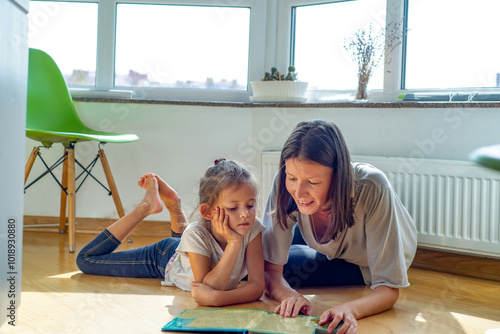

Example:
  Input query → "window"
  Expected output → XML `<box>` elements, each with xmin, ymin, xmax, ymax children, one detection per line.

<box><xmin>28</xmin><ymin>1</ymin><xmax>98</xmax><ymax>86</ymax></box>
<box><xmin>28</xmin><ymin>0</ymin><xmax>264</xmax><ymax>101</ymax></box>
<box><xmin>292</xmin><ymin>0</ymin><xmax>386</xmax><ymax>91</ymax></box>
<box><xmin>27</xmin><ymin>0</ymin><xmax>500</xmax><ymax>102</ymax></box>
<box><xmin>404</xmin><ymin>0</ymin><xmax>500</xmax><ymax>90</ymax></box>
<box><xmin>114</xmin><ymin>4</ymin><xmax>250</xmax><ymax>90</ymax></box>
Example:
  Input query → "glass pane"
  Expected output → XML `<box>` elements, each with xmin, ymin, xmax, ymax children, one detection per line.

<box><xmin>28</xmin><ymin>1</ymin><xmax>98</xmax><ymax>86</ymax></box>
<box><xmin>115</xmin><ymin>4</ymin><xmax>250</xmax><ymax>90</ymax></box>
<box><xmin>405</xmin><ymin>0</ymin><xmax>500</xmax><ymax>89</ymax></box>
<box><xmin>294</xmin><ymin>0</ymin><xmax>386</xmax><ymax>90</ymax></box>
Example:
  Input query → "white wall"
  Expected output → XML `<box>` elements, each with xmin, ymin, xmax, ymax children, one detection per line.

<box><xmin>24</xmin><ymin>101</ymin><xmax>500</xmax><ymax>222</ymax></box>
<box><xmin>1</xmin><ymin>0</ymin><xmax>28</xmax><ymax>327</ymax></box>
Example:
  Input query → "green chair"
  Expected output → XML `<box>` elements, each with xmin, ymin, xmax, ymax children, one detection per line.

<box><xmin>469</xmin><ymin>144</ymin><xmax>500</xmax><ymax>172</ymax></box>
<box><xmin>24</xmin><ymin>48</ymin><xmax>139</xmax><ymax>252</ymax></box>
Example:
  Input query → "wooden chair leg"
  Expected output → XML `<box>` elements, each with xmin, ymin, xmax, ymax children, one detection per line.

<box><xmin>59</xmin><ymin>147</ymin><xmax>69</xmax><ymax>234</ymax></box>
<box><xmin>98</xmin><ymin>148</ymin><xmax>125</xmax><ymax>217</ymax></box>
<box><xmin>24</xmin><ymin>146</ymin><xmax>40</xmax><ymax>185</ymax></box>
<box><xmin>66</xmin><ymin>143</ymin><xmax>76</xmax><ymax>253</ymax></box>
<box><xmin>98</xmin><ymin>148</ymin><xmax>132</xmax><ymax>242</ymax></box>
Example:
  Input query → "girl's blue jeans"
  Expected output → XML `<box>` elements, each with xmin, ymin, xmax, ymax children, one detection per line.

<box><xmin>283</xmin><ymin>225</ymin><xmax>365</xmax><ymax>288</ymax></box>
<box><xmin>76</xmin><ymin>229</ymin><xmax>180</xmax><ymax>278</ymax></box>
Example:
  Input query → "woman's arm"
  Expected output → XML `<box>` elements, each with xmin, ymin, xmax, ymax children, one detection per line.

<box><xmin>265</xmin><ymin>261</ymin><xmax>313</xmax><ymax>317</ymax></box>
<box><xmin>191</xmin><ymin>234</ymin><xmax>265</xmax><ymax>306</ymax></box>
<box><xmin>319</xmin><ymin>286</ymin><xmax>399</xmax><ymax>334</ymax></box>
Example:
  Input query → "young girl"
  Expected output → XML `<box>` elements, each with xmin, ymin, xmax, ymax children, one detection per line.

<box><xmin>76</xmin><ymin>159</ymin><xmax>265</xmax><ymax>307</ymax></box>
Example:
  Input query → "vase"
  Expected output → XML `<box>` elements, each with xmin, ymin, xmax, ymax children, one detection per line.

<box><xmin>355</xmin><ymin>79</ymin><xmax>370</xmax><ymax>101</ymax></box>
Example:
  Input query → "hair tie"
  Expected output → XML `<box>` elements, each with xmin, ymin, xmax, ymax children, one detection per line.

<box><xmin>214</xmin><ymin>158</ymin><xmax>226</xmax><ymax>165</ymax></box>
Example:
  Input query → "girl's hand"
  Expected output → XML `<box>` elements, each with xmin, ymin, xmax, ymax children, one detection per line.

<box><xmin>275</xmin><ymin>295</ymin><xmax>312</xmax><ymax>318</ymax></box>
<box><xmin>191</xmin><ymin>281</ymin><xmax>217</xmax><ymax>306</ymax></box>
<box><xmin>319</xmin><ymin>305</ymin><xmax>357</xmax><ymax>334</ymax></box>
<box><xmin>212</xmin><ymin>207</ymin><xmax>241</xmax><ymax>244</ymax></box>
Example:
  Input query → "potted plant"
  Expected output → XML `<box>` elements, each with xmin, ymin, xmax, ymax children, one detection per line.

<box><xmin>250</xmin><ymin>66</ymin><xmax>308</xmax><ymax>103</ymax></box>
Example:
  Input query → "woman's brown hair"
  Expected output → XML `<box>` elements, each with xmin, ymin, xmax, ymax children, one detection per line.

<box><xmin>275</xmin><ymin>120</ymin><xmax>355</xmax><ymax>242</ymax></box>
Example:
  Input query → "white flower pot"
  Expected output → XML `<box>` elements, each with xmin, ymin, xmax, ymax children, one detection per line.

<box><xmin>250</xmin><ymin>81</ymin><xmax>308</xmax><ymax>103</ymax></box>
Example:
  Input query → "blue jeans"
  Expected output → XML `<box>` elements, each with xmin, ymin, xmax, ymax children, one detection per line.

<box><xmin>283</xmin><ymin>225</ymin><xmax>365</xmax><ymax>288</ymax></box>
<box><xmin>76</xmin><ymin>229</ymin><xmax>180</xmax><ymax>278</ymax></box>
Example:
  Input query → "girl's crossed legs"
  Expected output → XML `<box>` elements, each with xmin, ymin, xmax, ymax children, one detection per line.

<box><xmin>76</xmin><ymin>174</ymin><xmax>185</xmax><ymax>278</ymax></box>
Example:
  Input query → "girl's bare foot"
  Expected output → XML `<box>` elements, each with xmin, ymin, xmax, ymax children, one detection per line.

<box><xmin>139</xmin><ymin>173</ymin><xmax>180</xmax><ymax>210</ymax></box>
<box><xmin>138</xmin><ymin>175</ymin><xmax>163</xmax><ymax>216</ymax></box>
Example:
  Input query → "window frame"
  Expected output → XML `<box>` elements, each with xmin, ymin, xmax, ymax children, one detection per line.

<box><xmin>31</xmin><ymin>0</ymin><xmax>268</xmax><ymax>101</ymax></box>
<box><xmin>400</xmin><ymin>0</ymin><xmax>500</xmax><ymax>94</ymax></box>
<box><xmin>278</xmin><ymin>0</ymin><xmax>406</xmax><ymax>102</ymax></box>
<box><xmin>30</xmin><ymin>0</ymin><xmax>500</xmax><ymax>102</ymax></box>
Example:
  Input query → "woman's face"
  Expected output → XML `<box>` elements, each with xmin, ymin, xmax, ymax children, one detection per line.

<box><xmin>285</xmin><ymin>158</ymin><xmax>333</xmax><ymax>216</ymax></box>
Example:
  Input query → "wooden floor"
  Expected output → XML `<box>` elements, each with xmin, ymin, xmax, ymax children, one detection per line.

<box><xmin>2</xmin><ymin>231</ymin><xmax>499</xmax><ymax>334</ymax></box>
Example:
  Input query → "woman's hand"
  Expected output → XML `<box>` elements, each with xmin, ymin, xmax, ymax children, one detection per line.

<box><xmin>319</xmin><ymin>304</ymin><xmax>357</xmax><ymax>334</ymax></box>
<box><xmin>274</xmin><ymin>295</ymin><xmax>313</xmax><ymax>318</ymax></box>
<box><xmin>212</xmin><ymin>207</ymin><xmax>241</xmax><ymax>244</ymax></box>
<box><xmin>191</xmin><ymin>281</ymin><xmax>218</xmax><ymax>306</ymax></box>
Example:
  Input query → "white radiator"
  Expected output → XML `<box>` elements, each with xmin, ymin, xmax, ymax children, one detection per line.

<box><xmin>260</xmin><ymin>151</ymin><xmax>500</xmax><ymax>259</ymax></box>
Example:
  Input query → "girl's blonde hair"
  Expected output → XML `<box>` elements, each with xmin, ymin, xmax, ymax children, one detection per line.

<box><xmin>198</xmin><ymin>159</ymin><xmax>258</xmax><ymax>222</ymax></box>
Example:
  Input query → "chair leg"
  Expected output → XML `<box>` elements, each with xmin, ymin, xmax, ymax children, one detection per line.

<box><xmin>24</xmin><ymin>147</ymin><xmax>40</xmax><ymax>185</ymax></box>
<box><xmin>59</xmin><ymin>147</ymin><xmax>69</xmax><ymax>234</ymax></box>
<box><xmin>98</xmin><ymin>148</ymin><xmax>132</xmax><ymax>242</ymax></box>
<box><xmin>66</xmin><ymin>143</ymin><xmax>76</xmax><ymax>253</ymax></box>
<box><xmin>98</xmin><ymin>148</ymin><xmax>125</xmax><ymax>217</ymax></box>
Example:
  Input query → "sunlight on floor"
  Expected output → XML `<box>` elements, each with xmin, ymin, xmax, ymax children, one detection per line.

<box><xmin>450</xmin><ymin>312</ymin><xmax>500</xmax><ymax>333</ymax></box>
<box><xmin>414</xmin><ymin>312</ymin><xmax>427</xmax><ymax>323</ymax></box>
<box><xmin>46</xmin><ymin>271</ymin><xmax>82</xmax><ymax>279</ymax></box>
<box><xmin>485</xmin><ymin>329</ymin><xmax>500</xmax><ymax>334</ymax></box>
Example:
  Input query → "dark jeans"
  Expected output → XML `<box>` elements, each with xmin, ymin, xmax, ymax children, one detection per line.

<box><xmin>76</xmin><ymin>228</ymin><xmax>180</xmax><ymax>278</ymax></box>
<box><xmin>283</xmin><ymin>225</ymin><xmax>365</xmax><ymax>289</ymax></box>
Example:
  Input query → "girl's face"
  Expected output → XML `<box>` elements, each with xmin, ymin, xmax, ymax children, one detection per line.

<box><xmin>215</xmin><ymin>182</ymin><xmax>257</xmax><ymax>236</ymax></box>
<box><xmin>285</xmin><ymin>158</ymin><xmax>333</xmax><ymax>216</ymax></box>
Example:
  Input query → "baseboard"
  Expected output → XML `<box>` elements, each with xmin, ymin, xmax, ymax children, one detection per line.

<box><xmin>23</xmin><ymin>215</ymin><xmax>172</xmax><ymax>237</ymax></box>
<box><xmin>411</xmin><ymin>248</ymin><xmax>500</xmax><ymax>282</ymax></box>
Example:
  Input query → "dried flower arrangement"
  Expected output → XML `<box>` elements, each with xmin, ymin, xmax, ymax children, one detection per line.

<box><xmin>344</xmin><ymin>21</ymin><xmax>406</xmax><ymax>100</ymax></box>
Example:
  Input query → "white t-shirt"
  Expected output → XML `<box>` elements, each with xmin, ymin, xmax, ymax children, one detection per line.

<box><xmin>162</xmin><ymin>218</ymin><xmax>265</xmax><ymax>291</ymax></box>
<box><xmin>262</xmin><ymin>162</ymin><xmax>417</xmax><ymax>289</ymax></box>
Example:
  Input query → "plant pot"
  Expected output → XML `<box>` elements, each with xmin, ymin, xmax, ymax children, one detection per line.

<box><xmin>250</xmin><ymin>81</ymin><xmax>308</xmax><ymax>103</ymax></box>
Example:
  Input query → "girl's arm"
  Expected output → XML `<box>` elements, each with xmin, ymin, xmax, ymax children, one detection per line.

<box><xmin>188</xmin><ymin>207</ymin><xmax>242</xmax><ymax>290</ymax></box>
<box><xmin>191</xmin><ymin>233</ymin><xmax>265</xmax><ymax>306</ymax></box>
<box><xmin>319</xmin><ymin>286</ymin><xmax>399</xmax><ymax>334</ymax></box>
<box><xmin>187</xmin><ymin>238</ymin><xmax>241</xmax><ymax>291</ymax></box>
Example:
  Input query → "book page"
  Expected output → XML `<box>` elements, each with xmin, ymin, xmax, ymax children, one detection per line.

<box><xmin>172</xmin><ymin>309</ymin><xmax>324</xmax><ymax>334</ymax></box>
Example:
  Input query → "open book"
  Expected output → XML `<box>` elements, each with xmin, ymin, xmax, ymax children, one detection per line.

<box><xmin>162</xmin><ymin>308</ymin><xmax>341</xmax><ymax>334</ymax></box>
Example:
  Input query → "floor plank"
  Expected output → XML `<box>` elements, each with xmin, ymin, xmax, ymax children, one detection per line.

<box><xmin>1</xmin><ymin>231</ymin><xmax>499</xmax><ymax>333</ymax></box>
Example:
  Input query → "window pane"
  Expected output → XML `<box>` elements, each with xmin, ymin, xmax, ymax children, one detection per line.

<box><xmin>28</xmin><ymin>1</ymin><xmax>98</xmax><ymax>86</ymax></box>
<box><xmin>405</xmin><ymin>0</ymin><xmax>500</xmax><ymax>89</ymax></box>
<box><xmin>293</xmin><ymin>0</ymin><xmax>386</xmax><ymax>90</ymax></box>
<box><xmin>115</xmin><ymin>4</ymin><xmax>250</xmax><ymax>90</ymax></box>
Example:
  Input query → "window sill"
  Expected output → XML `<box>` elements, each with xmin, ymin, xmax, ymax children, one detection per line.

<box><xmin>72</xmin><ymin>96</ymin><xmax>500</xmax><ymax>109</ymax></box>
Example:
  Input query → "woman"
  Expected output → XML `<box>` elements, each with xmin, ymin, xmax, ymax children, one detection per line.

<box><xmin>262</xmin><ymin>120</ymin><xmax>417</xmax><ymax>334</ymax></box>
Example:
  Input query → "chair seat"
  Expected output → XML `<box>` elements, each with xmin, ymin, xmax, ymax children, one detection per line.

<box><xmin>469</xmin><ymin>144</ymin><xmax>500</xmax><ymax>171</ymax></box>
<box><xmin>26</xmin><ymin>128</ymin><xmax>139</xmax><ymax>146</ymax></box>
